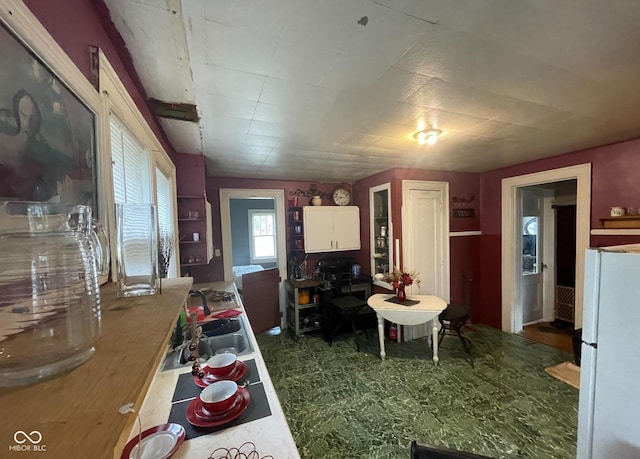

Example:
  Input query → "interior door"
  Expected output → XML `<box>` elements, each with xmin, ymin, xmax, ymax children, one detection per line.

<box><xmin>242</xmin><ymin>268</ymin><xmax>280</xmax><ymax>334</ymax></box>
<box><xmin>521</xmin><ymin>189</ymin><xmax>544</xmax><ymax>324</ymax></box>
<box><xmin>403</xmin><ymin>182</ymin><xmax>448</xmax><ymax>340</ymax></box>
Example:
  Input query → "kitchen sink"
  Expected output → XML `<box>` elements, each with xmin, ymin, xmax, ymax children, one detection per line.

<box><xmin>188</xmin><ymin>318</ymin><xmax>242</xmax><ymax>338</ymax></box>
<box><xmin>161</xmin><ymin>317</ymin><xmax>253</xmax><ymax>371</ymax></box>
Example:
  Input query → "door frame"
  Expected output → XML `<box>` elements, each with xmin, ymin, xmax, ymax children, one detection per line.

<box><xmin>402</xmin><ymin>180</ymin><xmax>450</xmax><ymax>301</ymax></box>
<box><xmin>219</xmin><ymin>188</ymin><xmax>287</xmax><ymax>326</ymax></box>
<box><xmin>501</xmin><ymin>164</ymin><xmax>591</xmax><ymax>333</ymax></box>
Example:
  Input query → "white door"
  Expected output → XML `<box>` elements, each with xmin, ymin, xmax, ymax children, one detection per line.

<box><xmin>402</xmin><ymin>181</ymin><xmax>449</xmax><ymax>340</ymax></box>
<box><xmin>521</xmin><ymin>189</ymin><xmax>544</xmax><ymax>324</ymax></box>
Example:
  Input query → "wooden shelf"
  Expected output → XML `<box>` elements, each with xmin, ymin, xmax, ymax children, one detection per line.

<box><xmin>600</xmin><ymin>216</ymin><xmax>640</xmax><ymax>229</ymax></box>
<box><xmin>178</xmin><ymin>218</ymin><xmax>204</xmax><ymax>222</ymax></box>
<box><xmin>179</xmin><ymin>240</ymin><xmax>204</xmax><ymax>244</ymax></box>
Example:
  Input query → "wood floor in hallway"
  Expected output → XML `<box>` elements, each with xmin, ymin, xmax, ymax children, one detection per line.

<box><xmin>520</xmin><ymin>321</ymin><xmax>574</xmax><ymax>354</ymax></box>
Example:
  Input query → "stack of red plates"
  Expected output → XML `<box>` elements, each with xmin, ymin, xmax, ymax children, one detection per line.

<box><xmin>186</xmin><ymin>386</ymin><xmax>251</xmax><ymax>428</ymax></box>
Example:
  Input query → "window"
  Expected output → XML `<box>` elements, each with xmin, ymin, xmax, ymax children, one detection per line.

<box><xmin>156</xmin><ymin>167</ymin><xmax>177</xmax><ymax>277</ymax></box>
<box><xmin>110</xmin><ymin>116</ymin><xmax>150</xmax><ymax>204</ymax></box>
<box><xmin>522</xmin><ymin>216</ymin><xmax>538</xmax><ymax>275</ymax></box>
<box><xmin>99</xmin><ymin>50</ymin><xmax>177</xmax><ymax>280</ymax></box>
<box><xmin>249</xmin><ymin>210</ymin><xmax>277</xmax><ymax>263</ymax></box>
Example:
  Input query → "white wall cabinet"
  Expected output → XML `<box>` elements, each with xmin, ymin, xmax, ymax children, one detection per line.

<box><xmin>303</xmin><ymin>206</ymin><xmax>360</xmax><ymax>253</ymax></box>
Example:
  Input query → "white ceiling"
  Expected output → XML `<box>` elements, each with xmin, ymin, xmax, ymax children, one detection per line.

<box><xmin>103</xmin><ymin>0</ymin><xmax>640</xmax><ymax>182</ymax></box>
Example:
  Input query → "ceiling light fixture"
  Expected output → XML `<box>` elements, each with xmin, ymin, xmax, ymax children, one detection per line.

<box><xmin>413</xmin><ymin>129</ymin><xmax>442</xmax><ymax>145</ymax></box>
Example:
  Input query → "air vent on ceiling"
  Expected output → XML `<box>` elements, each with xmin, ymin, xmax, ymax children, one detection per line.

<box><xmin>148</xmin><ymin>98</ymin><xmax>199</xmax><ymax>122</ymax></box>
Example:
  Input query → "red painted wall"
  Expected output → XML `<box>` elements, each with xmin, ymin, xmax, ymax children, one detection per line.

<box><xmin>353</xmin><ymin>168</ymin><xmax>481</xmax><ymax>307</ymax></box>
<box><xmin>23</xmin><ymin>0</ymin><xmax>175</xmax><ymax>157</ymax></box>
<box><xmin>202</xmin><ymin>176</ymin><xmax>354</xmax><ymax>283</ymax></box>
<box><xmin>478</xmin><ymin>138</ymin><xmax>640</xmax><ymax>328</ymax></box>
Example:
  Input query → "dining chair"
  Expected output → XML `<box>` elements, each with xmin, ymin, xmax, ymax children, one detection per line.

<box><xmin>438</xmin><ymin>276</ymin><xmax>474</xmax><ymax>367</ymax></box>
<box><xmin>327</xmin><ymin>271</ymin><xmax>371</xmax><ymax>350</ymax></box>
<box><xmin>410</xmin><ymin>440</ymin><xmax>492</xmax><ymax>458</ymax></box>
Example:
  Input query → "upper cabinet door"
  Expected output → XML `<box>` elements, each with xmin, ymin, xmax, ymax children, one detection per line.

<box><xmin>303</xmin><ymin>207</ymin><xmax>334</xmax><ymax>252</ymax></box>
<box><xmin>303</xmin><ymin>206</ymin><xmax>360</xmax><ymax>253</ymax></box>
<box><xmin>332</xmin><ymin>207</ymin><xmax>360</xmax><ymax>251</ymax></box>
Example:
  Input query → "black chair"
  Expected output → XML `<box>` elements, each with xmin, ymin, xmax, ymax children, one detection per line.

<box><xmin>327</xmin><ymin>271</ymin><xmax>371</xmax><ymax>350</ymax></box>
<box><xmin>411</xmin><ymin>441</ymin><xmax>492</xmax><ymax>459</ymax></box>
<box><xmin>438</xmin><ymin>276</ymin><xmax>474</xmax><ymax>367</ymax></box>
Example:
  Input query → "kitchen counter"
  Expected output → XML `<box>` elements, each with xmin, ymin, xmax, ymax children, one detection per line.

<box><xmin>126</xmin><ymin>281</ymin><xmax>300</xmax><ymax>458</ymax></box>
<box><xmin>0</xmin><ymin>277</ymin><xmax>193</xmax><ymax>458</ymax></box>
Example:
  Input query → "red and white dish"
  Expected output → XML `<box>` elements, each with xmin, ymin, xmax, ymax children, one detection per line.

<box><xmin>186</xmin><ymin>387</ymin><xmax>250</xmax><ymax>428</ymax></box>
<box><xmin>200</xmin><ymin>380</ymin><xmax>238</xmax><ymax>412</ymax></box>
<box><xmin>206</xmin><ymin>352</ymin><xmax>237</xmax><ymax>375</ymax></box>
<box><xmin>120</xmin><ymin>423</ymin><xmax>185</xmax><ymax>459</ymax></box>
<box><xmin>194</xmin><ymin>360</ymin><xmax>248</xmax><ymax>388</ymax></box>
<box><xmin>195</xmin><ymin>390</ymin><xmax>244</xmax><ymax>420</ymax></box>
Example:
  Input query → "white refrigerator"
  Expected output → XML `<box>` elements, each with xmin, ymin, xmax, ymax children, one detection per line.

<box><xmin>577</xmin><ymin>244</ymin><xmax>640</xmax><ymax>458</ymax></box>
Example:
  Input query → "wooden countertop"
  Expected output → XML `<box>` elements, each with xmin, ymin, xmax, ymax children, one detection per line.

<box><xmin>0</xmin><ymin>277</ymin><xmax>192</xmax><ymax>458</ymax></box>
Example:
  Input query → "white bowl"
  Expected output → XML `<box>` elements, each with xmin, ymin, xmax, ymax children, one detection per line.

<box><xmin>373</xmin><ymin>273</ymin><xmax>385</xmax><ymax>281</ymax></box>
<box><xmin>200</xmin><ymin>380</ymin><xmax>238</xmax><ymax>412</ymax></box>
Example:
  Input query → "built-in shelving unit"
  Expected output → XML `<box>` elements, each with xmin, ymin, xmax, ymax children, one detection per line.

<box><xmin>370</xmin><ymin>183</ymin><xmax>393</xmax><ymax>288</ymax></box>
<box><xmin>288</xmin><ymin>206</ymin><xmax>305</xmax><ymax>253</ymax></box>
<box><xmin>178</xmin><ymin>195</ymin><xmax>207</xmax><ymax>273</ymax></box>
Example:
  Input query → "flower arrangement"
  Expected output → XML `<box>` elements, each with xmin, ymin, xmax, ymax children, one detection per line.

<box><xmin>384</xmin><ymin>267</ymin><xmax>420</xmax><ymax>289</ymax></box>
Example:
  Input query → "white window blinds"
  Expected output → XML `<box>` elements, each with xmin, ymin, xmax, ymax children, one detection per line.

<box><xmin>110</xmin><ymin>116</ymin><xmax>150</xmax><ymax>204</ymax></box>
<box><xmin>156</xmin><ymin>168</ymin><xmax>176</xmax><ymax>277</ymax></box>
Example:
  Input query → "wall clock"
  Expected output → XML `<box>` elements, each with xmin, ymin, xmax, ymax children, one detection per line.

<box><xmin>332</xmin><ymin>188</ymin><xmax>351</xmax><ymax>206</ymax></box>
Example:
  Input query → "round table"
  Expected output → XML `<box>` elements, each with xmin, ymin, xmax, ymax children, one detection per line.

<box><xmin>366</xmin><ymin>293</ymin><xmax>447</xmax><ymax>365</ymax></box>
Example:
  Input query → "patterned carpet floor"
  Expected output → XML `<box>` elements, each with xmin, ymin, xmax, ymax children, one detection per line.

<box><xmin>256</xmin><ymin>325</ymin><xmax>578</xmax><ymax>459</ymax></box>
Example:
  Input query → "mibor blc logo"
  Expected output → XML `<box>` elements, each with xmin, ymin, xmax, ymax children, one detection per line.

<box><xmin>9</xmin><ymin>431</ymin><xmax>46</xmax><ymax>452</ymax></box>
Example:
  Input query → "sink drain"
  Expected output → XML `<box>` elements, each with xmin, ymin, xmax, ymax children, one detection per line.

<box><xmin>215</xmin><ymin>347</ymin><xmax>238</xmax><ymax>354</ymax></box>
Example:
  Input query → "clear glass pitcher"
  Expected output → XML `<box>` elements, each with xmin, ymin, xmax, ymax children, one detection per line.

<box><xmin>0</xmin><ymin>202</ymin><xmax>102</xmax><ymax>387</ymax></box>
<box><xmin>91</xmin><ymin>219</ymin><xmax>110</xmax><ymax>278</ymax></box>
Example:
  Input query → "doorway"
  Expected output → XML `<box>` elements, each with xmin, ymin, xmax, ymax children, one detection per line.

<box><xmin>502</xmin><ymin>164</ymin><xmax>591</xmax><ymax>334</ymax></box>
<box><xmin>517</xmin><ymin>181</ymin><xmax>577</xmax><ymax>352</ymax></box>
<box><xmin>402</xmin><ymin>180</ymin><xmax>450</xmax><ymax>340</ymax></box>
<box><xmin>219</xmin><ymin>189</ymin><xmax>287</xmax><ymax>327</ymax></box>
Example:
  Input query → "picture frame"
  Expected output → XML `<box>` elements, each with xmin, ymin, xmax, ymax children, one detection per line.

<box><xmin>0</xmin><ymin>14</ymin><xmax>98</xmax><ymax>214</ymax></box>
<box><xmin>0</xmin><ymin>2</ymin><xmax>106</xmax><ymax>283</ymax></box>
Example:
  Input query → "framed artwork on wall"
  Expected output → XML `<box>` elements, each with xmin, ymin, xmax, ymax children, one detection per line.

<box><xmin>0</xmin><ymin>18</ymin><xmax>97</xmax><ymax>213</ymax></box>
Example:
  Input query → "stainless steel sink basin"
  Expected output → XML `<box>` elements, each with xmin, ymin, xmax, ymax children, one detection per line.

<box><xmin>186</xmin><ymin>318</ymin><xmax>242</xmax><ymax>339</ymax></box>
<box><xmin>161</xmin><ymin>317</ymin><xmax>253</xmax><ymax>371</ymax></box>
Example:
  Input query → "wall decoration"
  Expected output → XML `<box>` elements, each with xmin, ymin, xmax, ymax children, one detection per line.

<box><xmin>0</xmin><ymin>21</ymin><xmax>97</xmax><ymax>211</ymax></box>
<box><xmin>451</xmin><ymin>195</ymin><xmax>475</xmax><ymax>218</ymax></box>
<box><xmin>289</xmin><ymin>184</ymin><xmax>330</xmax><ymax>200</ymax></box>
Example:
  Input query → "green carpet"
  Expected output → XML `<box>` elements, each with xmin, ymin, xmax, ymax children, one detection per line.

<box><xmin>256</xmin><ymin>325</ymin><xmax>578</xmax><ymax>459</ymax></box>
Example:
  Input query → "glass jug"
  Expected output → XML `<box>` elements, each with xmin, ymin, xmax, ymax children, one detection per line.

<box><xmin>0</xmin><ymin>202</ymin><xmax>102</xmax><ymax>387</ymax></box>
<box><xmin>91</xmin><ymin>219</ymin><xmax>110</xmax><ymax>278</ymax></box>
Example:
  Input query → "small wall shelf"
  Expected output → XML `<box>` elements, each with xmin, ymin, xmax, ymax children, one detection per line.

<box><xmin>600</xmin><ymin>216</ymin><xmax>640</xmax><ymax>229</ymax></box>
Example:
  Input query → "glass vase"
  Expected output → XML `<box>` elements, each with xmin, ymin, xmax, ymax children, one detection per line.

<box><xmin>115</xmin><ymin>203</ymin><xmax>158</xmax><ymax>297</ymax></box>
<box><xmin>396</xmin><ymin>285</ymin><xmax>406</xmax><ymax>303</ymax></box>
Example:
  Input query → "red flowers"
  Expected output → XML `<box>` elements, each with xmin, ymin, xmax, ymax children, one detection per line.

<box><xmin>384</xmin><ymin>267</ymin><xmax>420</xmax><ymax>288</ymax></box>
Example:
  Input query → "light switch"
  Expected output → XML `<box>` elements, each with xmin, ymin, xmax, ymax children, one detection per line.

<box><xmin>214</xmin><ymin>249</ymin><xmax>221</xmax><ymax>257</ymax></box>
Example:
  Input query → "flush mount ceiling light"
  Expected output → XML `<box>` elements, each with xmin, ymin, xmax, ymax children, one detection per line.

<box><xmin>413</xmin><ymin>129</ymin><xmax>442</xmax><ymax>145</ymax></box>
